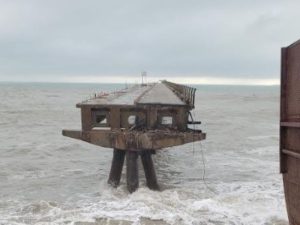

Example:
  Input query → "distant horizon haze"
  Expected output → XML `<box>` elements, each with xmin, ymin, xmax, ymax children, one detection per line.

<box><xmin>0</xmin><ymin>75</ymin><xmax>280</xmax><ymax>86</ymax></box>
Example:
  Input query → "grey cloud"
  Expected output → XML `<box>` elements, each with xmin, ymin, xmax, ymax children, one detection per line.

<box><xmin>0</xmin><ymin>0</ymin><xmax>299</xmax><ymax>81</ymax></box>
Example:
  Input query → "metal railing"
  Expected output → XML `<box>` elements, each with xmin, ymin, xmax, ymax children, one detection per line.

<box><xmin>162</xmin><ymin>80</ymin><xmax>196</xmax><ymax>109</ymax></box>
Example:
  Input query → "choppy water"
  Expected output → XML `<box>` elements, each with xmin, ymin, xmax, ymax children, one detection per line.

<box><xmin>0</xmin><ymin>83</ymin><xmax>288</xmax><ymax>225</ymax></box>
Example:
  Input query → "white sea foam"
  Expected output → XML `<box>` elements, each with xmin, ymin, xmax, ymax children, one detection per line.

<box><xmin>1</xmin><ymin>181</ymin><xmax>287</xmax><ymax>225</ymax></box>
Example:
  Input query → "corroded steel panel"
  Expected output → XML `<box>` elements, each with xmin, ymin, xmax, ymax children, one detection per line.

<box><xmin>281</xmin><ymin>40</ymin><xmax>300</xmax><ymax>225</ymax></box>
<box><xmin>286</xmin><ymin>45</ymin><xmax>300</xmax><ymax>120</ymax></box>
<box><xmin>62</xmin><ymin>129</ymin><xmax>206</xmax><ymax>151</ymax></box>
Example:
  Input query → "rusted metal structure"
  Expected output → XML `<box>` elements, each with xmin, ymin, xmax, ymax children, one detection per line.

<box><xmin>281</xmin><ymin>40</ymin><xmax>300</xmax><ymax>225</ymax></box>
<box><xmin>63</xmin><ymin>80</ymin><xmax>206</xmax><ymax>192</ymax></box>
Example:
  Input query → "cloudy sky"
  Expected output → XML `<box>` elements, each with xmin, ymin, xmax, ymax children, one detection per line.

<box><xmin>0</xmin><ymin>0</ymin><xmax>299</xmax><ymax>84</ymax></box>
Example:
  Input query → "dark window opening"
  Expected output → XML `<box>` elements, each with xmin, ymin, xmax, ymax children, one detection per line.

<box><xmin>92</xmin><ymin>110</ymin><xmax>110</xmax><ymax>128</ymax></box>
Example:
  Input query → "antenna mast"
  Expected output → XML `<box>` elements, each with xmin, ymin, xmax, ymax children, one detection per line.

<box><xmin>141</xmin><ymin>71</ymin><xmax>147</xmax><ymax>86</ymax></box>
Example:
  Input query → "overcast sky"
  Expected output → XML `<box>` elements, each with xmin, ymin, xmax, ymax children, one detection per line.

<box><xmin>0</xmin><ymin>0</ymin><xmax>299</xmax><ymax>84</ymax></box>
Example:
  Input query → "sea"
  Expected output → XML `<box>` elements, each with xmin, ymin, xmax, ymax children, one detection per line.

<box><xmin>0</xmin><ymin>82</ymin><xmax>288</xmax><ymax>225</ymax></box>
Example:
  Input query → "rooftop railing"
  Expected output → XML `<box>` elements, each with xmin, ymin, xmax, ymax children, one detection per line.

<box><xmin>162</xmin><ymin>80</ymin><xmax>196</xmax><ymax>109</ymax></box>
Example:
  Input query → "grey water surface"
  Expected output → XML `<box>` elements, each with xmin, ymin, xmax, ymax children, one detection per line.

<box><xmin>0</xmin><ymin>83</ymin><xmax>287</xmax><ymax>225</ymax></box>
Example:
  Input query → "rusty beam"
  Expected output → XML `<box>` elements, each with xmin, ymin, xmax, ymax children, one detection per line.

<box><xmin>110</xmin><ymin>107</ymin><xmax>121</xmax><ymax>129</ymax></box>
<box><xmin>126</xmin><ymin>151</ymin><xmax>139</xmax><ymax>193</ymax></box>
<box><xmin>108</xmin><ymin>148</ymin><xmax>126</xmax><ymax>187</ymax></box>
<box><xmin>280</xmin><ymin>47</ymin><xmax>288</xmax><ymax>174</ymax></box>
<box><xmin>81</xmin><ymin>108</ymin><xmax>93</xmax><ymax>131</ymax></box>
<box><xmin>140</xmin><ymin>151</ymin><xmax>159</xmax><ymax>190</ymax></box>
<box><xmin>62</xmin><ymin>129</ymin><xmax>206</xmax><ymax>151</ymax></box>
<box><xmin>281</xmin><ymin>122</ymin><xmax>300</xmax><ymax>128</ymax></box>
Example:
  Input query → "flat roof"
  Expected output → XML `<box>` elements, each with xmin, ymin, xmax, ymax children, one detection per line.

<box><xmin>137</xmin><ymin>83</ymin><xmax>184</xmax><ymax>105</ymax></box>
<box><xmin>78</xmin><ymin>82</ymin><xmax>185</xmax><ymax>107</ymax></box>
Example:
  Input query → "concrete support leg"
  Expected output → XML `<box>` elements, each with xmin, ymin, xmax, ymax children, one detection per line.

<box><xmin>108</xmin><ymin>148</ymin><xmax>125</xmax><ymax>187</ymax></box>
<box><xmin>126</xmin><ymin>151</ymin><xmax>139</xmax><ymax>193</ymax></box>
<box><xmin>141</xmin><ymin>151</ymin><xmax>159</xmax><ymax>190</ymax></box>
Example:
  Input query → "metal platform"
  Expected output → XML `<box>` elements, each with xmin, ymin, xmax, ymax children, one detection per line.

<box><xmin>63</xmin><ymin>80</ymin><xmax>205</xmax><ymax>192</ymax></box>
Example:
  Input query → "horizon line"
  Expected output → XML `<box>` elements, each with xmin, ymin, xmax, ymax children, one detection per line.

<box><xmin>0</xmin><ymin>75</ymin><xmax>280</xmax><ymax>86</ymax></box>
<box><xmin>0</xmin><ymin>80</ymin><xmax>280</xmax><ymax>86</ymax></box>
